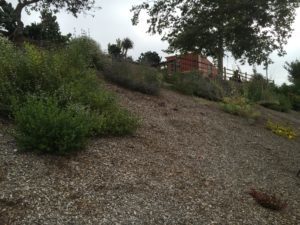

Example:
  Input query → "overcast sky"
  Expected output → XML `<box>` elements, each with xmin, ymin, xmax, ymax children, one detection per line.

<box><xmin>13</xmin><ymin>0</ymin><xmax>300</xmax><ymax>85</ymax></box>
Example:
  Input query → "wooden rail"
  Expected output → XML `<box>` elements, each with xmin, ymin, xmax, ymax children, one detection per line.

<box><xmin>158</xmin><ymin>57</ymin><xmax>273</xmax><ymax>83</ymax></box>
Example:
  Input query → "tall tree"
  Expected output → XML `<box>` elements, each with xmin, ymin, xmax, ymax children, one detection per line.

<box><xmin>0</xmin><ymin>1</ymin><xmax>17</xmax><ymax>37</ymax></box>
<box><xmin>24</xmin><ymin>9</ymin><xmax>71</xmax><ymax>43</ymax></box>
<box><xmin>0</xmin><ymin>0</ymin><xmax>96</xmax><ymax>40</ymax></box>
<box><xmin>138</xmin><ymin>51</ymin><xmax>161</xmax><ymax>66</ymax></box>
<box><xmin>285</xmin><ymin>59</ymin><xmax>300</xmax><ymax>90</ymax></box>
<box><xmin>132</xmin><ymin>0</ymin><xmax>300</xmax><ymax>77</ymax></box>
<box><xmin>121</xmin><ymin>37</ymin><xmax>134</xmax><ymax>58</ymax></box>
<box><xmin>108</xmin><ymin>43</ymin><xmax>122</xmax><ymax>59</ymax></box>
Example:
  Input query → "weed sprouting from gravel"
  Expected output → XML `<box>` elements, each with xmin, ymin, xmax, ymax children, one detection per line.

<box><xmin>248</xmin><ymin>188</ymin><xmax>287</xmax><ymax>211</ymax></box>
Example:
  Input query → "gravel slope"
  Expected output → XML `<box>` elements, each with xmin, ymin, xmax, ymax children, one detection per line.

<box><xmin>0</xmin><ymin>84</ymin><xmax>300</xmax><ymax>225</ymax></box>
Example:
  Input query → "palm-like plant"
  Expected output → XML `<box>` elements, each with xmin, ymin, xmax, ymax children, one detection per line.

<box><xmin>121</xmin><ymin>37</ymin><xmax>134</xmax><ymax>58</ymax></box>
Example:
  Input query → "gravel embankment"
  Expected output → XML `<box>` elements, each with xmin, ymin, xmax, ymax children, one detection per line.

<box><xmin>1</xmin><ymin>84</ymin><xmax>300</xmax><ymax>224</ymax></box>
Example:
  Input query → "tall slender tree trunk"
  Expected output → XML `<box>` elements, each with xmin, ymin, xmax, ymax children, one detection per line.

<box><xmin>217</xmin><ymin>51</ymin><xmax>224</xmax><ymax>79</ymax></box>
<box><xmin>11</xmin><ymin>3</ymin><xmax>25</xmax><ymax>41</ymax></box>
<box><xmin>124</xmin><ymin>49</ymin><xmax>128</xmax><ymax>59</ymax></box>
<box><xmin>217</xmin><ymin>38</ymin><xmax>224</xmax><ymax>79</ymax></box>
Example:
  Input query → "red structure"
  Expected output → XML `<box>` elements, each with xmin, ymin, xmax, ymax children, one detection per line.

<box><xmin>165</xmin><ymin>53</ymin><xmax>218</xmax><ymax>77</ymax></box>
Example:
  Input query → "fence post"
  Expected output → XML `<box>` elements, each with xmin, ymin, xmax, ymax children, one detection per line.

<box><xmin>223</xmin><ymin>67</ymin><xmax>227</xmax><ymax>80</ymax></box>
<box><xmin>245</xmin><ymin>72</ymin><xmax>247</xmax><ymax>81</ymax></box>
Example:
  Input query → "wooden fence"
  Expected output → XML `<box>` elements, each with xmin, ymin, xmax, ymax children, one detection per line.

<box><xmin>158</xmin><ymin>56</ymin><xmax>273</xmax><ymax>83</ymax></box>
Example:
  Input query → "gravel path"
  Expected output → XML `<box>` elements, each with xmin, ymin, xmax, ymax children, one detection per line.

<box><xmin>1</xmin><ymin>84</ymin><xmax>300</xmax><ymax>224</ymax></box>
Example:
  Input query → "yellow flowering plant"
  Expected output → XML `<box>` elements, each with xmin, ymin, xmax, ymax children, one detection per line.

<box><xmin>266</xmin><ymin>120</ymin><xmax>297</xmax><ymax>140</ymax></box>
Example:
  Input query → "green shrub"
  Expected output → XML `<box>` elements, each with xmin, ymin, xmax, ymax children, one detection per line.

<box><xmin>260</xmin><ymin>94</ymin><xmax>292</xmax><ymax>112</ymax></box>
<box><xmin>13</xmin><ymin>96</ymin><xmax>90</xmax><ymax>154</ymax></box>
<box><xmin>54</xmin><ymin>72</ymin><xmax>116</xmax><ymax>111</ymax></box>
<box><xmin>221</xmin><ymin>97</ymin><xmax>260</xmax><ymax>119</ymax></box>
<box><xmin>0</xmin><ymin>40</ymin><xmax>111</xmax><ymax>114</ymax></box>
<box><xmin>67</xmin><ymin>36</ymin><xmax>108</xmax><ymax>71</ymax></box>
<box><xmin>0</xmin><ymin>37</ymin><xmax>20</xmax><ymax>115</ymax></box>
<box><xmin>245</xmin><ymin>75</ymin><xmax>292</xmax><ymax>112</ymax></box>
<box><xmin>245</xmin><ymin>74</ymin><xmax>269</xmax><ymax>102</ymax></box>
<box><xmin>88</xmin><ymin>107</ymin><xmax>139</xmax><ymax>136</ymax></box>
<box><xmin>104</xmin><ymin>61</ymin><xmax>161</xmax><ymax>95</ymax></box>
<box><xmin>169</xmin><ymin>71</ymin><xmax>223</xmax><ymax>101</ymax></box>
<box><xmin>1</xmin><ymin>37</ymin><xmax>138</xmax><ymax>154</ymax></box>
<box><xmin>289</xmin><ymin>94</ymin><xmax>300</xmax><ymax>111</ymax></box>
<box><xmin>217</xmin><ymin>79</ymin><xmax>244</xmax><ymax>97</ymax></box>
<box><xmin>0</xmin><ymin>42</ymin><xmax>88</xmax><ymax>116</ymax></box>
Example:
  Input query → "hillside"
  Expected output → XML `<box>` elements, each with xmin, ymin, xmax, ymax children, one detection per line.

<box><xmin>1</xmin><ymin>83</ymin><xmax>300</xmax><ymax>225</ymax></box>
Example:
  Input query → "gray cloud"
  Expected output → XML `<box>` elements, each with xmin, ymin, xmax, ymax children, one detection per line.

<box><xmin>13</xmin><ymin>0</ymin><xmax>300</xmax><ymax>85</ymax></box>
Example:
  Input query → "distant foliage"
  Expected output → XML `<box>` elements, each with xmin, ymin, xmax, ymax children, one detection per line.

<box><xmin>266</xmin><ymin>120</ymin><xmax>297</xmax><ymax>140</ymax></box>
<box><xmin>169</xmin><ymin>71</ymin><xmax>223</xmax><ymax>101</ymax></box>
<box><xmin>285</xmin><ymin>59</ymin><xmax>300</xmax><ymax>88</ymax></box>
<box><xmin>104</xmin><ymin>61</ymin><xmax>162</xmax><ymax>95</ymax></box>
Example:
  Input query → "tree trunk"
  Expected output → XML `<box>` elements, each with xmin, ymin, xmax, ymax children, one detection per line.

<box><xmin>216</xmin><ymin>36</ymin><xmax>224</xmax><ymax>79</ymax></box>
<box><xmin>217</xmin><ymin>48</ymin><xmax>224</xmax><ymax>79</ymax></box>
<box><xmin>124</xmin><ymin>49</ymin><xmax>128</xmax><ymax>59</ymax></box>
<box><xmin>11</xmin><ymin>2</ymin><xmax>25</xmax><ymax>41</ymax></box>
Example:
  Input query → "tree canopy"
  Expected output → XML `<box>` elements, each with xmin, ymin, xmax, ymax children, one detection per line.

<box><xmin>138</xmin><ymin>51</ymin><xmax>161</xmax><ymax>66</ymax></box>
<box><xmin>121</xmin><ymin>37</ymin><xmax>134</xmax><ymax>58</ymax></box>
<box><xmin>108</xmin><ymin>38</ymin><xmax>134</xmax><ymax>59</ymax></box>
<box><xmin>0</xmin><ymin>0</ymin><xmax>96</xmax><ymax>40</ymax></box>
<box><xmin>108</xmin><ymin>43</ymin><xmax>122</xmax><ymax>58</ymax></box>
<box><xmin>132</xmin><ymin>0</ymin><xmax>300</xmax><ymax>76</ymax></box>
<box><xmin>285</xmin><ymin>59</ymin><xmax>300</xmax><ymax>89</ymax></box>
<box><xmin>24</xmin><ymin>10</ymin><xmax>71</xmax><ymax>43</ymax></box>
<box><xmin>0</xmin><ymin>1</ymin><xmax>17</xmax><ymax>37</ymax></box>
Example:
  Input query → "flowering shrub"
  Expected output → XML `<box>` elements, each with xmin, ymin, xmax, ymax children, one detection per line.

<box><xmin>266</xmin><ymin>120</ymin><xmax>297</xmax><ymax>140</ymax></box>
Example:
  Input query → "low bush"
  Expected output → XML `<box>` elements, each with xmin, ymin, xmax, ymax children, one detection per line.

<box><xmin>13</xmin><ymin>96</ymin><xmax>90</xmax><ymax>154</ymax></box>
<box><xmin>259</xmin><ymin>94</ymin><xmax>292</xmax><ymax>112</ymax></box>
<box><xmin>248</xmin><ymin>188</ymin><xmax>287</xmax><ymax>211</ymax></box>
<box><xmin>266</xmin><ymin>120</ymin><xmax>297</xmax><ymax>140</ymax></box>
<box><xmin>221</xmin><ymin>97</ymin><xmax>260</xmax><ymax>119</ymax></box>
<box><xmin>289</xmin><ymin>94</ymin><xmax>300</xmax><ymax>111</ymax></box>
<box><xmin>169</xmin><ymin>71</ymin><xmax>223</xmax><ymax>101</ymax></box>
<box><xmin>104</xmin><ymin>61</ymin><xmax>161</xmax><ymax>95</ymax></box>
<box><xmin>88</xmin><ymin>107</ymin><xmax>139</xmax><ymax>136</ymax></box>
<box><xmin>54</xmin><ymin>73</ymin><xmax>116</xmax><ymax>111</ymax></box>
